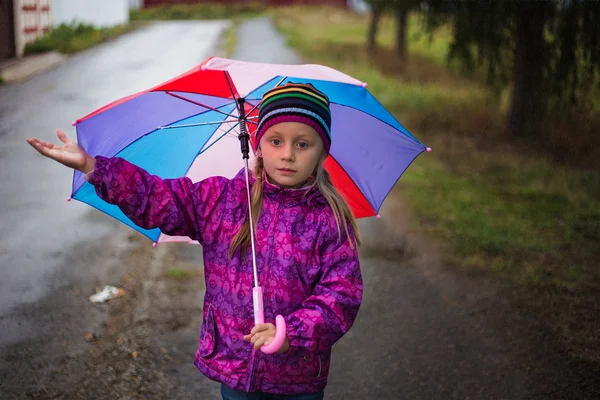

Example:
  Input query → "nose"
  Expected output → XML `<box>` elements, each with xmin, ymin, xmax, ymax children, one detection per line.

<box><xmin>280</xmin><ymin>143</ymin><xmax>295</xmax><ymax>162</ymax></box>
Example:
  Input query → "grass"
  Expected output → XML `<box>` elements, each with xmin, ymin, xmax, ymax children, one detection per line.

<box><xmin>24</xmin><ymin>23</ymin><xmax>135</xmax><ymax>55</ymax></box>
<box><xmin>130</xmin><ymin>3</ymin><xmax>265</xmax><ymax>21</ymax></box>
<box><xmin>223</xmin><ymin>18</ymin><xmax>242</xmax><ymax>58</ymax></box>
<box><xmin>273</xmin><ymin>6</ymin><xmax>600</xmax><ymax>361</ymax></box>
<box><xmin>165</xmin><ymin>268</ymin><xmax>194</xmax><ymax>281</ymax></box>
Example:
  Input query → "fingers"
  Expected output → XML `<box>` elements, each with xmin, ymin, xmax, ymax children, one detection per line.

<box><xmin>27</xmin><ymin>137</ymin><xmax>55</xmax><ymax>150</ymax></box>
<box><xmin>250</xmin><ymin>324</ymin><xmax>270</xmax><ymax>335</ymax></box>
<box><xmin>26</xmin><ymin>138</ymin><xmax>53</xmax><ymax>156</ymax></box>
<box><xmin>56</xmin><ymin>129</ymin><xmax>71</xmax><ymax>145</ymax></box>
<box><xmin>253</xmin><ymin>336</ymin><xmax>269</xmax><ymax>350</ymax></box>
<box><xmin>244</xmin><ymin>324</ymin><xmax>276</xmax><ymax>350</ymax></box>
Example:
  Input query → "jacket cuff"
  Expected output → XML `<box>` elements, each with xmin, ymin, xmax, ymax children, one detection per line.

<box><xmin>284</xmin><ymin>316</ymin><xmax>313</xmax><ymax>351</ymax></box>
<box><xmin>84</xmin><ymin>155</ymin><xmax>110</xmax><ymax>184</ymax></box>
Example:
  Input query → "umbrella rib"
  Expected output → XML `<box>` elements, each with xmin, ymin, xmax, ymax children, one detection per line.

<box><xmin>158</xmin><ymin>119</ymin><xmax>251</xmax><ymax>129</ymax></box>
<box><xmin>165</xmin><ymin>91</ymin><xmax>236</xmax><ymax>118</ymax></box>
<box><xmin>245</xmin><ymin>76</ymin><xmax>288</xmax><ymax>102</ymax></box>
<box><xmin>223</xmin><ymin>71</ymin><xmax>243</xmax><ymax>118</ymax></box>
<box><xmin>224</xmin><ymin>71</ymin><xmax>239</xmax><ymax>102</ymax></box>
<box><xmin>199</xmin><ymin>122</ymin><xmax>240</xmax><ymax>155</ymax></box>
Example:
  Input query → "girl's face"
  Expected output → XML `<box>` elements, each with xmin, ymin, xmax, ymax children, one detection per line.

<box><xmin>257</xmin><ymin>122</ymin><xmax>324</xmax><ymax>189</ymax></box>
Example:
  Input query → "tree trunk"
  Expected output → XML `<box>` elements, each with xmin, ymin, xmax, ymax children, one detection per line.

<box><xmin>508</xmin><ymin>2</ymin><xmax>548</xmax><ymax>138</ymax></box>
<box><xmin>395</xmin><ymin>5</ymin><xmax>409</xmax><ymax>63</ymax></box>
<box><xmin>367</xmin><ymin>5</ymin><xmax>383</xmax><ymax>52</ymax></box>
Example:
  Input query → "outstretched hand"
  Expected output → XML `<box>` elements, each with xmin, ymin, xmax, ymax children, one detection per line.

<box><xmin>244</xmin><ymin>323</ymin><xmax>290</xmax><ymax>353</ymax></box>
<box><xmin>27</xmin><ymin>129</ymin><xmax>96</xmax><ymax>173</ymax></box>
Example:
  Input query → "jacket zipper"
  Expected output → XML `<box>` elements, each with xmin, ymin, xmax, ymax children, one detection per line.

<box><xmin>246</xmin><ymin>349</ymin><xmax>257</xmax><ymax>392</ymax></box>
<box><xmin>317</xmin><ymin>355</ymin><xmax>322</xmax><ymax>378</ymax></box>
<box><xmin>247</xmin><ymin>192</ymin><xmax>283</xmax><ymax>392</ymax></box>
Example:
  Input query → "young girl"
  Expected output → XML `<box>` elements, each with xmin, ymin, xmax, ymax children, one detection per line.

<box><xmin>27</xmin><ymin>83</ymin><xmax>362</xmax><ymax>400</ymax></box>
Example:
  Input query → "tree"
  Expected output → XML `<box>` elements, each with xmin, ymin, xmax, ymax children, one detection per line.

<box><xmin>426</xmin><ymin>0</ymin><xmax>600</xmax><ymax>138</ymax></box>
<box><xmin>366</xmin><ymin>0</ymin><xmax>386</xmax><ymax>52</ymax></box>
<box><xmin>366</xmin><ymin>0</ymin><xmax>421</xmax><ymax>63</ymax></box>
<box><xmin>392</xmin><ymin>0</ymin><xmax>419</xmax><ymax>62</ymax></box>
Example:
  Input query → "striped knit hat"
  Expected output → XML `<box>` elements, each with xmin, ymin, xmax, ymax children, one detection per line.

<box><xmin>255</xmin><ymin>82</ymin><xmax>332</xmax><ymax>153</ymax></box>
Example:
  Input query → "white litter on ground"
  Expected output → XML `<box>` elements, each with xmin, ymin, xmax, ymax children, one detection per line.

<box><xmin>89</xmin><ymin>285</ymin><xmax>124</xmax><ymax>303</ymax></box>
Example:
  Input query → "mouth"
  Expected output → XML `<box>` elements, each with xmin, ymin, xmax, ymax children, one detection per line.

<box><xmin>277</xmin><ymin>168</ymin><xmax>296</xmax><ymax>174</ymax></box>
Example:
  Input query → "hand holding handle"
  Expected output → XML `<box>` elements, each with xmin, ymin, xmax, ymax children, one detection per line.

<box><xmin>253</xmin><ymin>287</ymin><xmax>286</xmax><ymax>354</ymax></box>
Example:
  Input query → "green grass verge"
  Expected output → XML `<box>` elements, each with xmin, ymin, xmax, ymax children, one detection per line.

<box><xmin>24</xmin><ymin>23</ymin><xmax>136</xmax><ymax>55</ymax></box>
<box><xmin>130</xmin><ymin>3</ymin><xmax>265</xmax><ymax>21</ymax></box>
<box><xmin>402</xmin><ymin>142</ymin><xmax>600</xmax><ymax>287</ymax></box>
<box><xmin>223</xmin><ymin>19</ymin><xmax>241</xmax><ymax>58</ymax></box>
<box><xmin>165</xmin><ymin>268</ymin><xmax>194</xmax><ymax>281</ymax></box>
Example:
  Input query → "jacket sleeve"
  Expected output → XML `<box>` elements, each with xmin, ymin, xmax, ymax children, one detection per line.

<box><xmin>86</xmin><ymin>156</ymin><xmax>228</xmax><ymax>243</ymax></box>
<box><xmin>284</xmin><ymin>218</ymin><xmax>363</xmax><ymax>353</ymax></box>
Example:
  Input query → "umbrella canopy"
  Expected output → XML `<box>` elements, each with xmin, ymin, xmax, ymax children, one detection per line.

<box><xmin>71</xmin><ymin>56</ymin><xmax>428</xmax><ymax>245</ymax></box>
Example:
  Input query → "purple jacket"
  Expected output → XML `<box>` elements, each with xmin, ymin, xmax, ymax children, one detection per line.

<box><xmin>88</xmin><ymin>156</ymin><xmax>363</xmax><ymax>394</ymax></box>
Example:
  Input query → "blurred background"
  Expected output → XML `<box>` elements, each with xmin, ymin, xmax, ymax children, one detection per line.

<box><xmin>1</xmin><ymin>0</ymin><xmax>598</xmax><ymax>398</ymax></box>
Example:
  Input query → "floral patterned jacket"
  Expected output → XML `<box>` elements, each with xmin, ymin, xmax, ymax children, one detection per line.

<box><xmin>87</xmin><ymin>156</ymin><xmax>363</xmax><ymax>394</ymax></box>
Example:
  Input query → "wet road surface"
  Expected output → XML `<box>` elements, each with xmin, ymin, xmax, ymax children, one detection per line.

<box><xmin>0</xmin><ymin>19</ymin><xmax>228</xmax><ymax>390</ymax></box>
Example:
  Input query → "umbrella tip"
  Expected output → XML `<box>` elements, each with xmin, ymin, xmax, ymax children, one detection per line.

<box><xmin>426</xmin><ymin>147</ymin><xmax>432</xmax><ymax>152</ymax></box>
<box><xmin>152</xmin><ymin>242</ymin><xmax>157</xmax><ymax>248</ymax></box>
<box><xmin>376</xmin><ymin>214</ymin><xmax>381</xmax><ymax>219</ymax></box>
<box><xmin>66</xmin><ymin>196</ymin><xmax>72</xmax><ymax>202</ymax></box>
<box><xmin>71</xmin><ymin>121</ymin><xmax>76</xmax><ymax>126</ymax></box>
<box><xmin>361</xmin><ymin>82</ymin><xmax>368</xmax><ymax>88</ymax></box>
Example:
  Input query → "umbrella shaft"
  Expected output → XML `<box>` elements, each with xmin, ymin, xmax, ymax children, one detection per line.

<box><xmin>244</xmin><ymin>158</ymin><xmax>259</xmax><ymax>288</ymax></box>
<box><xmin>238</xmin><ymin>98</ymin><xmax>251</xmax><ymax>160</ymax></box>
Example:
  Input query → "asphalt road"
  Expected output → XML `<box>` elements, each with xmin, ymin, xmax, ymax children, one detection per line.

<box><xmin>0</xmin><ymin>19</ymin><xmax>229</xmax><ymax>391</ymax></box>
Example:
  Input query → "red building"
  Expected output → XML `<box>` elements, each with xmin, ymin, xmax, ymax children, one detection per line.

<box><xmin>0</xmin><ymin>0</ymin><xmax>51</xmax><ymax>60</ymax></box>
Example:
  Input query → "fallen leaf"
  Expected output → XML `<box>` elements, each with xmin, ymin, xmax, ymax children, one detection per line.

<box><xmin>82</xmin><ymin>332</ymin><xmax>96</xmax><ymax>342</ymax></box>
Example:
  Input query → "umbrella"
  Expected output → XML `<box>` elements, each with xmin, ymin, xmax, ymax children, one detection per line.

<box><xmin>69</xmin><ymin>56</ymin><xmax>429</xmax><ymax>353</ymax></box>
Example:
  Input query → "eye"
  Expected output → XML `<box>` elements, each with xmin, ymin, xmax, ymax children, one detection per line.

<box><xmin>296</xmin><ymin>142</ymin><xmax>309</xmax><ymax>149</ymax></box>
<box><xmin>270</xmin><ymin>139</ymin><xmax>282</xmax><ymax>146</ymax></box>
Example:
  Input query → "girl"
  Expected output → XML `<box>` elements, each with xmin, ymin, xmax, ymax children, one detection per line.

<box><xmin>27</xmin><ymin>83</ymin><xmax>363</xmax><ymax>400</ymax></box>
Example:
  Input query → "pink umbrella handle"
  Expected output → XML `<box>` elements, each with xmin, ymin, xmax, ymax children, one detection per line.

<box><xmin>253</xmin><ymin>287</ymin><xmax>286</xmax><ymax>354</ymax></box>
<box><xmin>260</xmin><ymin>315</ymin><xmax>286</xmax><ymax>354</ymax></box>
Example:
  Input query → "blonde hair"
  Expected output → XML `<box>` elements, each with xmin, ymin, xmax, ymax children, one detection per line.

<box><xmin>228</xmin><ymin>154</ymin><xmax>361</xmax><ymax>259</ymax></box>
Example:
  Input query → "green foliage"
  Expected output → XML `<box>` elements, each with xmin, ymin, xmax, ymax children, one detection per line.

<box><xmin>403</xmin><ymin>149</ymin><xmax>600</xmax><ymax>288</ymax></box>
<box><xmin>424</xmin><ymin>0</ymin><xmax>600</xmax><ymax>111</ymax></box>
<box><xmin>130</xmin><ymin>3</ymin><xmax>264</xmax><ymax>21</ymax></box>
<box><xmin>24</xmin><ymin>23</ymin><xmax>131</xmax><ymax>55</ymax></box>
